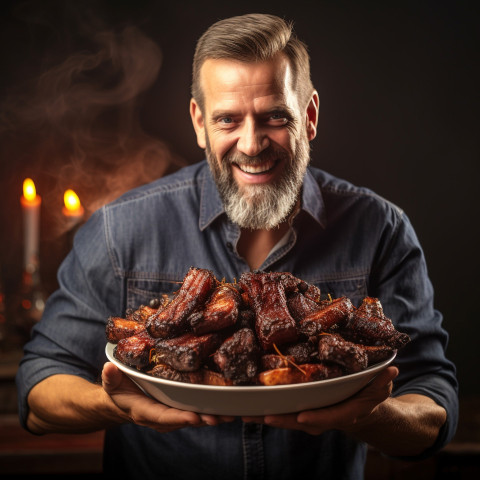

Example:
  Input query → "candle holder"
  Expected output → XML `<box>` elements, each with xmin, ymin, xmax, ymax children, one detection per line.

<box><xmin>16</xmin><ymin>258</ymin><xmax>46</xmax><ymax>342</ymax></box>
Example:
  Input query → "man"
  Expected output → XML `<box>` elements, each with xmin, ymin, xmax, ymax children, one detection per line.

<box><xmin>17</xmin><ymin>14</ymin><xmax>458</xmax><ymax>479</ymax></box>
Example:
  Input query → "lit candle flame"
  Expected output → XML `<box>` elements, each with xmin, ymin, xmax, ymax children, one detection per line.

<box><xmin>23</xmin><ymin>178</ymin><xmax>37</xmax><ymax>202</ymax></box>
<box><xmin>64</xmin><ymin>189</ymin><xmax>81</xmax><ymax>212</ymax></box>
<box><xmin>63</xmin><ymin>189</ymin><xmax>84</xmax><ymax>220</ymax></box>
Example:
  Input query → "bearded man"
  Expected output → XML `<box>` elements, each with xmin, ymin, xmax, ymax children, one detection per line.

<box><xmin>17</xmin><ymin>14</ymin><xmax>457</xmax><ymax>480</ymax></box>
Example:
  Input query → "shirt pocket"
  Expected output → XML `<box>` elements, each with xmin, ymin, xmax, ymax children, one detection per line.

<box><xmin>312</xmin><ymin>278</ymin><xmax>368</xmax><ymax>307</ymax></box>
<box><xmin>126</xmin><ymin>278</ymin><xmax>182</xmax><ymax>310</ymax></box>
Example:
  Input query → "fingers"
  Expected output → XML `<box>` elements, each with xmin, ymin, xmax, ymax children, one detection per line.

<box><xmin>263</xmin><ymin>414</ymin><xmax>300</xmax><ymax>430</ymax></box>
<box><xmin>243</xmin><ymin>366</ymin><xmax>400</xmax><ymax>435</ymax></box>
<box><xmin>101</xmin><ymin>362</ymin><xmax>234</xmax><ymax>432</ymax></box>
<box><xmin>199</xmin><ymin>414</ymin><xmax>236</xmax><ymax>426</ymax></box>
<box><xmin>150</xmin><ymin>406</ymin><xmax>202</xmax><ymax>428</ymax></box>
<box><xmin>103</xmin><ymin>365</ymin><xmax>400</xmax><ymax>435</ymax></box>
<box><xmin>136</xmin><ymin>407</ymin><xmax>236</xmax><ymax>432</ymax></box>
<box><xmin>295</xmin><ymin>366</ymin><xmax>399</xmax><ymax>431</ymax></box>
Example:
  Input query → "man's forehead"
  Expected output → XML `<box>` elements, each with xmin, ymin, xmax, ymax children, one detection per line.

<box><xmin>200</xmin><ymin>55</ymin><xmax>297</xmax><ymax>109</ymax></box>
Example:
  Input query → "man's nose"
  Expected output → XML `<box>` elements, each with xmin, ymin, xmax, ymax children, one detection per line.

<box><xmin>236</xmin><ymin>121</ymin><xmax>269</xmax><ymax>157</ymax></box>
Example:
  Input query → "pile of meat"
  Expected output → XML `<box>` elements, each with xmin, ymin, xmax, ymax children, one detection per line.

<box><xmin>106</xmin><ymin>267</ymin><xmax>410</xmax><ymax>386</ymax></box>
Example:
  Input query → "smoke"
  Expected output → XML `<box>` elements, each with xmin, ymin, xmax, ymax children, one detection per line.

<box><xmin>0</xmin><ymin>4</ymin><xmax>185</xmax><ymax>237</ymax></box>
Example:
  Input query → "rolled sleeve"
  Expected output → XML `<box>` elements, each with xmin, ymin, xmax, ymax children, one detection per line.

<box><xmin>15</xmin><ymin>207</ymin><xmax>122</xmax><ymax>430</ymax></box>
<box><xmin>371</xmin><ymin>210</ymin><xmax>458</xmax><ymax>456</ymax></box>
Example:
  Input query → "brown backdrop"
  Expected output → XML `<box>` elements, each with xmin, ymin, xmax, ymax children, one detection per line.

<box><xmin>0</xmin><ymin>0</ymin><xmax>478</xmax><ymax>395</ymax></box>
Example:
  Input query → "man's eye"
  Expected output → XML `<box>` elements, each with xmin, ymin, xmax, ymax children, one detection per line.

<box><xmin>269</xmin><ymin>113</ymin><xmax>289</xmax><ymax>124</ymax></box>
<box><xmin>220</xmin><ymin>117</ymin><xmax>234</xmax><ymax>124</ymax></box>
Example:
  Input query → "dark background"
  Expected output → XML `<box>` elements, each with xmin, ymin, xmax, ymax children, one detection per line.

<box><xmin>0</xmin><ymin>0</ymin><xmax>478</xmax><ymax>396</ymax></box>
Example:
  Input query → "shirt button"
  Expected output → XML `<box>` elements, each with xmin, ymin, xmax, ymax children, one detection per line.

<box><xmin>226</xmin><ymin>242</ymin><xmax>233</xmax><ymax>251</ymax></box>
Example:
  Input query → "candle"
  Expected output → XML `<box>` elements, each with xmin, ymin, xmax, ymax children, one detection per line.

<box><xmin>62</xmin><ymin>189</ymin><xmax>84</xmax><ymax>229</ymax></box>
<box><xmin>20</xmin><ymin>178</ymin><xmax>41</xmax><ymax>272</ymax></box>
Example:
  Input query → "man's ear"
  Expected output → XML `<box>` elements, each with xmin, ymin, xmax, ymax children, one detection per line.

<box><xmin>305</xmin><ymin>90</ymin><xmax>320</xmax><ymax>141</ymax></box>
<box><xmin>190</xmin><ymin>98</ymin><xmax>206</xmax><ymax>149</ymax></box>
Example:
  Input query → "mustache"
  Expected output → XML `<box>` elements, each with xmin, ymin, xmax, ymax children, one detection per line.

<box><xmin>223</xmin><ymin>146</ymin><xmax>290</xmax><ymax>166</ymax></box>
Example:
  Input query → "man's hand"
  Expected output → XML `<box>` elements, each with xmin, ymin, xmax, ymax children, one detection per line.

<box><xmin>242</xmin><ymin>365</ymin><xmax>447</xmax><ymax>457</ymax></box>
<box><xmin>26</xmin><ymin>364</ymin><xmax>234</xmax><ymax>435</ymax></box>
<box><xmin>242</xmin><ymin>366</ymin><xmax>399</xmax><ymax>435</ymax></box>
<box><xmin>102</xmin><ymin>362</ymin><xmax>234</xmax><ymax>432</ymax></box>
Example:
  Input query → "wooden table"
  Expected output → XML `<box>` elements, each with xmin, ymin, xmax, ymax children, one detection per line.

<box><xmin>0</xmin><ymin>414</ymin><xmax>104</xmax><ymax>476</ymax></box>
<box><xmin>0</xmin><ymin>347</ymin><xmax>104</xmax><ymax>476</ymax></box>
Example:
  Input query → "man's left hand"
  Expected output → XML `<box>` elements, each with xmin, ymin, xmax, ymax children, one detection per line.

<box><xmin>242</xmin><ymin>366</ymin><xmax>398</xmax><ymax>435</ymax></box>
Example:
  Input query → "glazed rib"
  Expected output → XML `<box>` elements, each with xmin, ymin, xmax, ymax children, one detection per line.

<box><xmin>146</xmin><ymin>267</ymin><xmax>216</xmax><ymax>338</ymax></box>
<box><xmin>258</xmin><ymin>363</ymin><xmax>343</xmax><ymax>386</ymax></box>
<box><xmin>239</xmin><ymin>271</ymin><xmax>298</xmax><ymax>350</ymax></box>
<box><xmin>190</xmin><ymin>284</ymin><xmax>240</xmax><ymax>335</ymax></box>
<box><xmin>155</xmin><ymin>332</ymin><xmax>223</xmax><ymax>372</ymax></box>
<box><xmin>298</xmin><ymin>296</ymin><xmax>354</xmax><ymax>336</ymax></box>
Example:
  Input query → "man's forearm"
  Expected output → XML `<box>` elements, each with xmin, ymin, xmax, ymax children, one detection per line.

<box><xmin>26</xmin><ymin>374</ymin><xmax>127</xmax><ymax>434</ymax></box>
<box><xmin>348</xmin><ymin>393</ymin><xmax>447</xmax><ymax>457</ymax></box>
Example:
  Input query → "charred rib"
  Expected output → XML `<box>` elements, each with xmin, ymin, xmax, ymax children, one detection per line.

<box><xmin>146</xmin><ymin>267</ymin><xmax>216</xmax><ymax>339</ymax></box>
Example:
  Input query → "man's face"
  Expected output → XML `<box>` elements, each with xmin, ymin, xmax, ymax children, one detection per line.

<box><xmin>190</xmin><ymin>54</ymin><xmax>318</xmax><ymax>230</ymax></box>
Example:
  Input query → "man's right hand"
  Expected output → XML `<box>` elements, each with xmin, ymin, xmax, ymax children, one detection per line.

<box><xmin>26</xmin><ymin>364</ymin><xmax>234</xmax><ymax>435</ymax></box>
<box><xmin>101</xmin><ymin>362</ymin><xmax>234</xmax><ymax>432</ymax></box>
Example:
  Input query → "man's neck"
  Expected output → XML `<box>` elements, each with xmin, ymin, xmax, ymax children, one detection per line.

<box><xmin>237</xmin><ymin>221</ymin><xmax>291</xmax><ymax>271</ymax></box>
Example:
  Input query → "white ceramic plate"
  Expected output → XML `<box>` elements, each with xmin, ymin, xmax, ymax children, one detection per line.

<box><xmin>105</xmin><ymin>342</ymin><xmax>396</xmax><ymax>416</ymax></box>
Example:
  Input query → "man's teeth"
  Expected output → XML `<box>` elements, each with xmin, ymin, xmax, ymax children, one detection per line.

<box><xmin>237</xmin><ymin>160</ymin><xmax>275</xmax><ymax>174</ymax></box>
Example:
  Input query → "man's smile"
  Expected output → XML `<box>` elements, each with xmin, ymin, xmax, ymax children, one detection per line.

<box><xmin>233</xmin><ymin>159</ymin><xmax>277</xmax><ymax>175</ymax></box>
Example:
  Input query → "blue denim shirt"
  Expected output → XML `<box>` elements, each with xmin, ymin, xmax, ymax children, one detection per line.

<box><xmin>17</xmin><ymin>161</ymin><xmax>458</xmax><ymax>479</ymax></box>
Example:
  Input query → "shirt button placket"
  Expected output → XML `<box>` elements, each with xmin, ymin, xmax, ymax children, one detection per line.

<box><xmin>242</xmin><ymin>422</ymin><xmax>264</xmax><ymax>480</ymax></box>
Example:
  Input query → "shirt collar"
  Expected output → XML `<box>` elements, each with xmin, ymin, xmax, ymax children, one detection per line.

<box><xmin>199</xmin><ymin>162</ymin><xmax>326</xmax><ymax>231</ymax></box>
<box><xmin>199</xmin><ymin>163</ymin><xmax>225</xmax><ymax>231</ymax></box>
<box><xmin>301</xmin><ymin>167</ymin><xmax>327</xmax><ymax>228</ymax></box>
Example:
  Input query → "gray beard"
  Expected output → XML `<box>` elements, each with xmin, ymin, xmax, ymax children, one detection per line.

<box><xmin>206</xmin><ymin>134</ymin><xmax>311</xmax><ymax>230</ymax></box>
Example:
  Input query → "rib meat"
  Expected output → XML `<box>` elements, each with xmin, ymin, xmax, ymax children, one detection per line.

<box><xmin>362</xmin><ymin>344</ymin><xmax>395</xmax><ymax>366</ymax></box>
<box><xmin>342</xmin><ymin>297</ymin><xmax>410</xmax><ymax>349</ymax></box>
<box><xmin>299</xmin><ymin>296</ymin><xmax>354</xmax><ymax>336</ymax></box>
<box><xmin>260</xmin><ymin>354</ymin><xmax>293</xmax><ymax>371</ymax></box>
<box><xmin>239</xmin><ymin>272</ymin><xmax>298</xmax><ymax>350</ymax></box>
<box><xmin>284</xmin><ymin>340</ymin><xmax>318</xmax><ymax>364</ymax></box>
<box><xmin>148</xmin><ymin>364</ymin><xmax>234</xmax><ymax>386</ymax></box>
<box><xmin>126</xmin><ymin>304</ymin><xmax>158</xmax><ymax>324</ymax></box>
<box><xmin>258</xmin><ymin>363</ymin><xmax>343</xmax><ymax>386</ymax></box>
<box><xmin>317</xmin><ymin>333</ymin><xmax>368</xmax><ymax>374</ymax></box>
<box><xmin>155</xmin><ymin>332</ymin><xmax>223</xmax><ymax>372</ymax></box>
<box><xmin>148</xmin><ymin>364</ymin><xmax>205</xmax><ymax>384</ymax></box>
<box><xmin>106</xmin><ymin>316</ymin><xmax>146</xmax><ymax>343</ymax></box>
<box><xmin>287</xmin><ymin>291</ymin><xmax>322</xmax><ymax>322</ymax></box>
<box><xmin>114</xmin><ymin>330</ymin><xmax>156</xmax><ymax>369</ymax></box>
<box><xmin>190</xmin><ymin>284</ymin><xmax>240</xmax><ymax>335</ymax></box>
<box><xmin>213</xmin><ymin>328</ymin><xmax>260</xmax><ymax>383</ymax></box>
<box><xmin>146</xmin><ymin>267</ymin><xmax>216</xmax><ymax>339</ymax></box>
<box><xmin>107</xmin><ymin>268</ymin><xmax>410</xmax><ymax>387</ymax></box>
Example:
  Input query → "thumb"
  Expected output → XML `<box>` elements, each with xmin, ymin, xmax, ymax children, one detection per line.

<box><xmin>102</xmin><ymin>361</ymin><xmax>124</xmax><ymax>392</ymax></box>
<box><xmin>373</xmin><ymin>366</ymin><xmax>399</xmax><ymax>388</ymax></box>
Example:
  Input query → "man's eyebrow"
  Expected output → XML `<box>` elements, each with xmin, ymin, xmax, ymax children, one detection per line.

<box><xmin>266</xmin><ymin>105</ymin><xmax>296</xmax><ymax>118</ymax></box>
<box><xmin>210</xmin><ymin>110</ymin><xmax>236</xmax><ymax>121</ymax></box>
<box><xmin>209</xmin><ymin>104</ymin><xmax>296</xmax><ymax>120</ymax></box>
